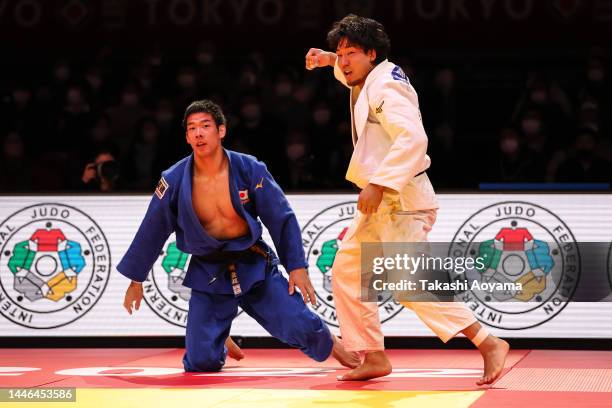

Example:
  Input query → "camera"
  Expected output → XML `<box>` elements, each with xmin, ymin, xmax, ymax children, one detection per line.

<box><xmin>95</xmin><ymin>160</ymin><xmax>119</xmax><ymax>182</ymax></box>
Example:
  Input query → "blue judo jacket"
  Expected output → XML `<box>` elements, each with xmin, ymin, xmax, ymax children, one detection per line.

<box><xmin>116</xmin><ymin>149</ymin><xmax>307</xmax><ymax>294</ymax></box>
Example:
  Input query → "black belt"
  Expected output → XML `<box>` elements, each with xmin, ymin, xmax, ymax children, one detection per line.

<box><xmin>205</xmin><ymin>244</ymin><xmax>270</xmax><ymax>287</ymax></box>
<box><xmin>197</xmin><ymin>245</ymin><xmax>268</xmax><ymax>263</ymax></box>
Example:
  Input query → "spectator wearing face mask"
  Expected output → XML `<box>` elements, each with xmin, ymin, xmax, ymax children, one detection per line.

<box><xmin>555</xmin><ymin>128</ymin><xmax>611</xmax><ymax>183</ymax></box>
<box><xmin>426</xmin><ymin>123</ymin><xmax>467</xmax><ymax>188</ymax></box>
<box><xmin>1</xmin><ymin>83</ymin><xmax>41</xmax><ymax>152</ymax></box>
<box><xmin>39</xmin><ymin>59</ymin><xmax>73</xmax><ymax>110</ymax></box>
<box><xmin>577</xmin><ymin>53</ymin><xmax>611</xmax><ymax>140</ymax></box>
<box><xmin>579</xmin><ymin>56</ymin><xmax>609</xmax><ymax>105</ymax></box>
<box><xmin>106</xmin><ymin>82</ymin><xmax>149</xmax><ymax>156</ymax></box>
<box><xmin>575</xmin><ymin>96</ymin><xmax>612</xmax><ymax>162</ymax></box>
<box><xmin>421</xmin><ymin>68</ymin><xmax>457</xmax><ymax>134</ymax></box>
<box><xmin>83</xmin><ymin>65</ymin><xmax>110</xmax><ymax>109</ymax></box>
<box><xmin>307</xmin><ymin>100</ymin><xmax>343</xmax><ymax>188</ymax></box>
<box><xmin>264</xmin><ymin>70</ymin><xmax>310</xmax><ymax>132</ymax></box>
<box><xmin>56</xmin><ymin>83</ymin><xmax>93</xmax><ymax>156</ymax></box>
<box><xmin>232</xmin><ymin>63</ymin><xmax>265</xmax><ymax>98</ymax></box>
<box><xmin>154</xmin><ymin>98</ymin><xmax>188</xmax><ymax>164</ymax></box>
<box><xmin>285</xmin><ymin>129</ymin><xmax>314</xmax><ymax>190</ymax></box>
<box><xmin>0</xmin><ymin>130</ymin><xmax>32</xmax><ymax>192</ymax></box>
<box><xmin>75</xmin><ymin>114</ymin><xmax>119</xmax><ymax>174</ymax></box>
<box><xmin>124</xmin><ymin>117</ymin><xmax>165</xmax><ymax>190</ymax></box>
<box><xmin>515</xmin><ymin>106</ymin><xmax>552</xmax><ymax>181</ymax></box>
<box><xmin>194</xmin><ymin>41</ymin><xmax>229</xmax><ymax>94</ymax></box>
<box><xmin>132</xmin><ymin>61</ymin><xmax>156</xmax><ymax>107</ymax></box>
<box><xmin>174</xmin><ymin>66</ymin><xmax>200</xmax><ymax>111</ymax></box>
<box><xmin>2</xmin><ymin>83</ymin><xmax>31</xmax><ymax>130</ymax></box>
<box><xmin>512</xmin><ymin>75</ymin><xmax>573</xmax><ymax>146</ymax></box>
<box><xmin>484</xmin><ymin>127</ymin><xmax>532</xmax><ymax>183</ymax></box>
<box><xmin>231</xmin><ymin>94</ymin><xmax>286</xmax><ymax>182</ymax></box>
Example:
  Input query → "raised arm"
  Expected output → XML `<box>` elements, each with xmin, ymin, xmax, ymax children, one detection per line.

<box><xmin>305</xmin><ymin>48</ymin><xmax>349</xmax><ymax>88</ymax></box>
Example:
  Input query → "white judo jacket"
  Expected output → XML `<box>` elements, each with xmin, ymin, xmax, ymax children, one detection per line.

<box><xmin>334</xmin><ymin>59</ymin><xmax>439</xmax><ymax>211</ymax></box>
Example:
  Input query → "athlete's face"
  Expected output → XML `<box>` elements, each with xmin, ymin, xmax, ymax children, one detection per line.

<box><xmin>336</xmin><ymin>38</ymin><xmax>376</xmax><ymax>87</ymax></box>
<box><xmin>185</xmin><ymin>112</ymin><xmax>226</xmax><ymax>157</ymax></box>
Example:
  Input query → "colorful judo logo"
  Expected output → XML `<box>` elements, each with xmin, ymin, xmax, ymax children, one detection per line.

<box><xmin>476</xmin><ymin>226</ymin><xmax>555</xmax><ymax>302</ymax></box>
<box><xmin>302</xmin><ymin>202</ymin><xmax>403</xmax><ymax>327</ymax></box>
<box><xmin>8</xmin><ymin>228</ymin><xmax>86</xmax><ymax>302</ymax></box>
<box><xmin>0</xmin><ymin>203</ymin><xmax>111</xmax><ymax>329</ymax></box>
<box><xmin>450</xmin><ymin>201</ymin><xmax>580</xmax><ymax>330</ymax></box>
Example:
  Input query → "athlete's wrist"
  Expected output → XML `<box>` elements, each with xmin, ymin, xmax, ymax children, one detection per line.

<box><xmin>326</xmin><ymin>51</ymin><xmax>337</xmax><ymax>67</ymax></box>
<box><xmin>367</xmin><ymin>183</ymin><xmax>384</xmax><ymax>192</ymax></box>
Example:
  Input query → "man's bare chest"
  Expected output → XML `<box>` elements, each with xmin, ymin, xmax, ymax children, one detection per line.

<box><xmin>191</xmin><ymin>176</ymin><xmax>241</xmax><ymax>224</ymax></box>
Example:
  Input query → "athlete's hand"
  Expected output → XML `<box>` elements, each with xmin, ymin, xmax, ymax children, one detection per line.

<box><xmin>288</xmin><ymin>268</ymin><xmax>316</xmax><ymax>305</ymax></box>
<box><xmin>305</xmin><ymin>48</ymin><xmax>336</xmax><ymax>70</ymax></box>
<box><xmin>123</xmin><ymin>281</ymin><xmax>143</xmax><ymax>315</ymax></box>
<box><xmin>358</xmin><ymin>183</ymin><xmax>384</xmax><ymax>214</ymax></box>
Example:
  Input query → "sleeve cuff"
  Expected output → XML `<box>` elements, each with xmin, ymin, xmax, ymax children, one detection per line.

<box><xmin>285</xmin><ymin>260</ymin><xmax>308</xmax><ymax>273</ymax></box>
<box><xmin>369</xmin><ymin>177</ymin><xmax>402</xmax><ymax>193</ymax></box>
<box><xmin>116</xmin><ymin>261</ymin><xmax>146</xmax><ymax>283</ymax></box>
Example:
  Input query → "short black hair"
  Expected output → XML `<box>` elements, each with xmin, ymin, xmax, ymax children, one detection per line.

<box><xmin>327</xmin><ymin>14</ymin><xmax>390</xmax><ymax>65</ymax></box>
<box><xmin>183</xmin><ymin>99</ymin><xmax>227</xmax><ymax>129</ymax></box>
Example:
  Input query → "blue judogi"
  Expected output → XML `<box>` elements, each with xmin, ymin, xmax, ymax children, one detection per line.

<box><xmin>117</xmin><ymin>149</ymin><xmax>333</xmax><ymax>371</ymax></box>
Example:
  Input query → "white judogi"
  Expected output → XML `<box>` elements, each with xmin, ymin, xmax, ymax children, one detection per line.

<box><xmin>331</xmin><ymin>59</ymin><xmax>476</xmax><ymax>351</ymax></box>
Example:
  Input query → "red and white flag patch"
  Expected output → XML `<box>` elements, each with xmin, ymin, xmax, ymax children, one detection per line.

<box><xmin>239</xmin><ymin>189</ymin><xmax>249</xmax><ymax>204</ymax></box>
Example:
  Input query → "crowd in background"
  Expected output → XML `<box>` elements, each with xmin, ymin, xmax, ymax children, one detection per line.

<box><xmin>1</xmin><ymin>43</ymin><xmax>610</xmax><ymax>193</ymax></box>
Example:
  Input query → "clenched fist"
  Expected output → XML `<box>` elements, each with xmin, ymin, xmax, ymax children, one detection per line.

<box><xmin>305</xmin><ymin>48</ymin><xmax>336</xmax><ymax>70</ymax></box>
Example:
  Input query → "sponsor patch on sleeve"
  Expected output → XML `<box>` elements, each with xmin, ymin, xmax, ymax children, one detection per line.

<box><xmin>155</xmin><ymin>177</ymin><xmax>169</xmax><ymax>199</ymax></box>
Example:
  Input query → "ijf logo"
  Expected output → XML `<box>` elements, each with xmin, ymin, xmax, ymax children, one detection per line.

<box><xmin>0</xmin><ymin>203</ymin><xmax>111</xmax><ymax>329</ymax></box>
<box><xmin>301</xmin><ymin>202</ymin><xmax>403</xmax><ymax>327</ymax></box>
<box><xmin>144</xmin><ymin>240</ymin><xmax>243</xmax><ymax>327</ymax></box>
<box><xmin>449</xmin><ymin>201</ymin><xmax>580</xmax><ymax>330</ymax></box>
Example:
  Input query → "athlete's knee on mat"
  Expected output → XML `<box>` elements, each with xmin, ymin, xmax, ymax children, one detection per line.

<box><xmin>300</xmin><ymin>318</ymin><xmax>333</xmax><ymax>362</ymax></box>
<box><xmin>182</xmin><ymin>351</ymin><xmax>225</xmax><ymax>372</ymax></box>
<box><xmin>309</xmin><ymin>336</ymin><xmax>333</xmax><ymax>362</ymax></box>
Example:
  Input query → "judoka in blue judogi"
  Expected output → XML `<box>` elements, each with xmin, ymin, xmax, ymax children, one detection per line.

<box><xmin>117</xmin><ymin>148</ymin><xmax>335</xmax><ymax>372</ymax></box>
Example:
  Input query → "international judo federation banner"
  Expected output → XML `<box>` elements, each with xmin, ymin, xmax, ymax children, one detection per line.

<box><xmin>1</xmin><ymin>194</ymin><xmax>611</xmax><ymax>338</ymax></box>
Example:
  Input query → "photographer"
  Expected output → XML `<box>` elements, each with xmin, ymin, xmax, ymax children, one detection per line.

<box><xmin>80</xmin><ymin>149</ymin><xmax>121</xmax><ymax>192</ymax></box>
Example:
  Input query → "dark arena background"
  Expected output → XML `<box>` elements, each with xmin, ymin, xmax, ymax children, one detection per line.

<box><xmin>1</xmin><ymin>1</ymin><xmax>612</xmax><ymax>407</ymax></box>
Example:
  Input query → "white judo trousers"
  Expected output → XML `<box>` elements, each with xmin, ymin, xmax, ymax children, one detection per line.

<box><xmin>331</xmin><ymin>192</ymin><xmax>477</xmax><ymax>352</ymax></box>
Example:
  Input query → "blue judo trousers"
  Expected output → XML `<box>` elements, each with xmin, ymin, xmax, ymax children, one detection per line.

<box><xmin>117</xmin><ymin>149</ymin><xmax>333</xmax><ymax>371</ymax></box>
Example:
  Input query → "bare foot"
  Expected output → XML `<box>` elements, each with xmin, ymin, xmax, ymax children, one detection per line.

<box><xmin>225</xmin><ymin>336</ymin><xmax>244</xmax><ymax>361</ymax></box>
<box><xmin>476</xmin><ymin>336</ymin><xmax>509</xmax><ymax>386</ymax></box>
<box><xmin>337</xmin><ymin>351</ymin><xmax>392</xmax><ymax>381</ymax></box>
<box><xmin>331</xmin><ymin>335</ymin><xmax>360</xmax><ymax>369</ymax></box>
